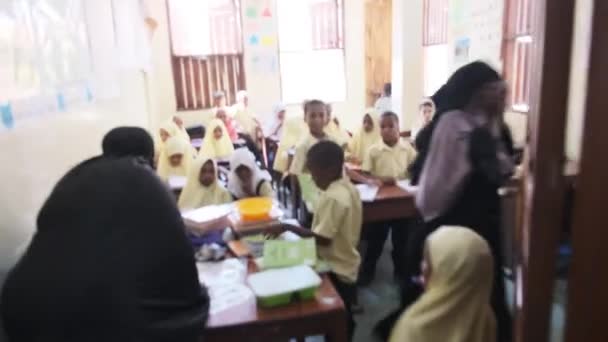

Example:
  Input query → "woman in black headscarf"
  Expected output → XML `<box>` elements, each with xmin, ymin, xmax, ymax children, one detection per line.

<box><xmin>1</xmin><ymin>156</ymin><xmax>209</xmax><ymax>342</ymax></box>
<box><xmin>377</xmin><ymin>61</ymin><xmax>515</xmax><ymax>341</ymax></box>
<box><xmin>102</xmin><ymin>126</ymin><xmax>155</xmax><ymax>166</ymax></box>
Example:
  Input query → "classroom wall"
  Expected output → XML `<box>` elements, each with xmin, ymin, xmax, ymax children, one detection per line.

<box><xmin>0</xmin><ymin>2</ymin><xmax>152</xmax><ymax>275</ymax></box>
<box><xmin>146</xmin><ymin>0</ymin><xmax>366</xmax><ymax>132</ymax></box>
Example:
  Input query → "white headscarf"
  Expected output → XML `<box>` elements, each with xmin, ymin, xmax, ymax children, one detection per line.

<box><xmin>227</xmin><ymin>148</ymin><xmax>271</xmax><ymax>199</ymax></box>
<box><xmin>264</xmin><ymin>102</ymin><xmax>287</xmax><ymax>137</ymax></box>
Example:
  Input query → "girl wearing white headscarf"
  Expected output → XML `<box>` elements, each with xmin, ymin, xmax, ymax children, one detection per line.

<box><xmin>264</xmin><ymin>102</ymin><xmax>287</xmax><ymax>139</ymax></box>
<box><xmin>157</xmin><ymin>136</ymin><xmax>193</xmax><ymax>182</ymax></box>
<box><xmin>178</xmin><ymin>155</ymin><xmax>232</xmax><ymax>210</ymax></box>
<box><xmin>227</xmin><ymin>148</ymin><xmax>273</xmax><ymax>199</ymax></box>
<box><xmin>390</xmin><ymin>226</ymin><xmax>496</xmax><ymax>342</ymax></box>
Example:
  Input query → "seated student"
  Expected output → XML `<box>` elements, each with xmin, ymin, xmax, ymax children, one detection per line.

<box><xmin>178</xmin><ymin>155</ymin><xmax>232</xmax><ymax>210</ymax></box>
<box><xmin>228</xmin><ymin>148</ymin><xmax>273</xmax><ymax>199</ymax></box>
<box><xmin>157</xmin><ymin>136</ymin><xmax>193</xmax><ymax>182</ymax></box>
<box><xmin>1</xmin><ymin>156</ymin><xmax>209</xmax><ymax>342</ymax></box>
<box><xmin>324</xmin><ymin>104</ymin><xmax>350</xmax><ymax>149</ymax></box>
<box><xmin>215</xmin><ymin>108</ymin><xmax>239</xmax><ymax>142</ymax></box>
<box><xmin>102</xmin><ymin>126</ymin><xmax>155</xmax><ymax>166</ymax></box>
<box><xmin>389</xmin><ymin>226</ymin><xmax>495</xmax><ymax>342</ymax></box>
<box><xmin>359</xmin><ymin>111</ymin><xmax>417</xmax><ymax>285</ymax></box>
<box><xmin>346</xmin><ymin>113</ymin><xmax>381</xmax><ymax>165</ymax></box>
<box><xmin>306</xmin><ymin>140</ymin><xmax>362</xmax><ymax>341</ymax></box>
<box><xmin>232</xmin><ymin>90</ymin><xmax>260</xmax><ymax>139</ymax></box>
<box><xmin>375</xmin><ymin>82</ymin><xmax>392</xmax><ymax>113</ymax></box>
<box><xmin>272</xmin><ymin>114</ymin><xmax>307</xmax><ymax>174</ymax></box>
<box><xmin>200</xmin><ymin>118</ymin><xmax>235</xmax><ymax>159</ymax></box>
<box><xmin>412</xmin><ymin>99</ymin><xmax>435</xmax><ymax>142</ymax></box>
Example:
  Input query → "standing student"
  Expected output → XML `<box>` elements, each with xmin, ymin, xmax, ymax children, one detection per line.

<box><xmin>412</xmin><ymin>61</ymin><xmax>514</xmax><ymax>342</ymax></box>
<box><xmin>227</xmin><ymin>148</ymin><xmax>273</xmax><ymax>199</ymax></box>
<box><xmin>157</xmin><ymin>136</ymin><xmax>193</xmax><ymax>182</ymax></box>
<box><xmin>374</xmin><ymin>82</ymin><xmax>392</xmax><ymax>113</ymax></box>
<box><xmin>346</xmin><ymin>113</ymin><xmax>381</xmax><ymax>165</ymax></box>
<box><xmin>389</xmin><ymin>226</ymin><xmax>496</xmax><ymax>342</ymax></box>
<box><xmin>290</xmin><ymin>100</ymin><xmax>333</xmax><ymax>213</ymax></box>
<box><xmin>178</xmin><ymin>155</ymin><xmax>232</xmax><ymax>210</ymax></box>
<box><xmin>211</xmin><ymin>90</ymin><xmax>226</xmax><ymax>111</ymax></box>
<box><xmin>200</xmin><ymin>119</ymin><xmax>235</xmax><ymax>159</ymax></box>
<box><xmin>272</xmin><ymin>115</ymin><xmax>307</xmax><ymax>174</ymax></box>
<box><xmin>306</xmin><ymin>141</ymin><xmax>362</xmax><ymax>341</ymax></box>
<box><xmin>411</xmin><ymin>99</ymin><xmax>436</xmax><ymax>142</ymax></box>
<box><xmin>1</xmin><ymin>157</ymin><xmax>209</xmax><ymax>342</ymax></box>
<box><xmin>102</xmin><ymin>126</ymin><xmax>155</xmax><ymax>166</ymax></box>
<box><xmin>359</xmin><ymin>111</ymin><xmax>417</xmax><ymax>285</ymax></box>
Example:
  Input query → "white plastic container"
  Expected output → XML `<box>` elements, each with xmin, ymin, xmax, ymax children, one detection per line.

<box><xmin>247</xmin><ymin>265</ymin><xmax>322</xmax><ymax>307</ymax></box>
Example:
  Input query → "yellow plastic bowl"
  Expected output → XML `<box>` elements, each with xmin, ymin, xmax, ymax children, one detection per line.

<box><xmin>236</xmin><ymin>197</ymin><xmax>273</xmax><ymax>222</ymax></box>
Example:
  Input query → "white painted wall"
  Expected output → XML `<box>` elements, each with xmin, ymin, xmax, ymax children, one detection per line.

<box><xmin>0</xmin><ymin>2</ymin><xmax>152</xmax><ymax>274</ymax></box>
<box><xmin>146</xmin><ymin>0</ymin><xmax>365</xmax><ymax>132</ymax></box>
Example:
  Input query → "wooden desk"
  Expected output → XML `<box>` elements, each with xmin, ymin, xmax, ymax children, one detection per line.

<box><xmin>204</xmin><ymin>261</ymin><xmax>348</xmax><ymax>342</ymax></box>
<box><xmin>363</xmin><ymin>185</ymin><xmax>418</xmax><ymax>224</ymax></box>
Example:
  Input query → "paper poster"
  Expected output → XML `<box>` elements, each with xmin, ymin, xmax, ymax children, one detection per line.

<box><xmin>454</xmin><ymin>38</ymin><xmax>470</xmax><ymax>65</ymax></box>
<box><xmin>0</xmin><ymin>103</ymin><xmax>14</xmax><ymax>129</ymax></box>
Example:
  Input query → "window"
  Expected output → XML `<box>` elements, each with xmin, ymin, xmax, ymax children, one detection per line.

<box><xmin>422</xmin><ymin>0</ymin><xmax>449</xmax><ymax>96</ymax></box>
<box><xmin>167</xmin><ymin>0</ymin><xmax>245</xmax><ymax>110</ymax></box>
<box><xmin>502</xmin><ymin>0</ymin><xmax>532</xmax><ymax>113</ymax></box>
<box><xmin>277</xmin><ymin>0</ymin><xmax>345</xmax><ymax>104</ymax></box>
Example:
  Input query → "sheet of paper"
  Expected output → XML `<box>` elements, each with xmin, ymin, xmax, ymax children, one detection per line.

<box><xmin>355</xmin><ymin>184</ymin><xmax>379</xmax><ymax>202</ymax></box>
<box><xmin>208</xmin><ymin>283</ymin><xmax>254</xmax><ymax>315</ymax></box>
<box><xmin>196</xmin><ymin>258</ymin><xmax>247</xmax><ymax>287</ymax></box>
<box><xmin>182</xmin><ymin>204</ymin><xmax>233</xmax><ymax>223</ymax></box>
<box><xmin>397</xmin><ymin>179</ymin><xmax>419</xmax><ymax>194</ymax></box>
<box><xmin>168</xmin><ymin>175</ymin><xmax>187</xmax><ymax>189</ymax></box>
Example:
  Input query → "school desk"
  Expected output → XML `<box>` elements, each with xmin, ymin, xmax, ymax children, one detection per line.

<box><xmin>362</xmin><ymin>185</ymin><xmax>418</xmax><ymax>224</ymax></box>
<box><xmin>203</xmin><ymin>259</ymin><xmax>348</xmax><ymax>342</ymax></box>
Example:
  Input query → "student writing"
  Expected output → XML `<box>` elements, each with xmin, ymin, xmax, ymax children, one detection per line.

<box><xmin>178</xmin><ymin>155</ymin><xmax>232</xmax><ymax>210</ymax></box>
<box><xmin>227</xmin><ymin>148</ymin><xmax>274</xmax><ymax>199</ymax></box>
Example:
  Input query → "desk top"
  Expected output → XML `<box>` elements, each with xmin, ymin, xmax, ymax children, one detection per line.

<box><xmin>206</xmin><ymin>261</ymin><xmax>344</xmax><ymax>329</ymax></box>
<box><xmin>374</xmin><ymin>185</ymin><xmax>412</xmax><ymax>201</ymax></box>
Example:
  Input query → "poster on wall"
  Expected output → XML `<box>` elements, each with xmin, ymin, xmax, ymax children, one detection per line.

<box><xmin>0</xmin><ymin>0</ymin><xmax>94</xmax><ymax>130</ymax></box>
<box><xmin>454</xmin><ymin>38</ymin><xmax>470</xmax><ymax>65</ymax></box>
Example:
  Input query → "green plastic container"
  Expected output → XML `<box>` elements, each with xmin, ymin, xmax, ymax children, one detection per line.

<box><xmin>247</xmin><ymin>265</ymin><xmax>322</xmax><ymax>308</ymax></box>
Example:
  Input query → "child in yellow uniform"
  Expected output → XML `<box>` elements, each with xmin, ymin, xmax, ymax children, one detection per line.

<box><xmin>178</xmin><ymin>155</ymin><xmax>232</xmax><ymax>210</ymax></box>
<box><xmin>324</xmin><ymin>104</ymin><xmax>350</xmax><ymax>149</ymax></box>
<box><xmin>200</xmin><ymin>119</ymin><xmax>235</xmax><ymax>160</ymax></box>
<box><xmin>346</xmin><ymin>112</ymin><xmax>381</xmax><ymax>165</ymax></box>
<box><xmin>360</xmin><ymin>111</ymin><xmax>417</xmax><ymax>285</ymax></box>
<box><xmin>389</xmin><ymin>226</ymin><xmax>495</xmax><ymax>342</ymax></box>
<box><xmin>289</xmin><ymin>100</ymin><xmax>333</xmax><ymax>214</ymax></box>
<box><xmin>232</xmin><ymin>90</ymin><xmax>259</xmax><ymax>139</ymax></box>
<box><xmin>157</xmin><ymin>136</ymin><xmax>193</xmax><ymax>182</ymax></box>
<box><xmin>227</xmin><ymin>148</ymin><xmax>274</xmax><ymax>199</ymax></box>
<box><xmin>272</xmin><ymin>116</ymin><xmax>307</xmax><ymax>173</ymax></box>
<box><xmin>306</xmin><ymin>140</ymin><xmax>362</xmax><ymax>341</ymax></box>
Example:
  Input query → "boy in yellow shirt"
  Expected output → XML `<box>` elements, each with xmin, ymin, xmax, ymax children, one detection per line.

<box><xmin>306</xmin><ymin>140</ymin><xmax>362</xmax><ymax>340</ymax></box>
<box><xmin>360</xmin><ymin>111</ymin><xmax>417</xmax><ymax>285</ymax></box>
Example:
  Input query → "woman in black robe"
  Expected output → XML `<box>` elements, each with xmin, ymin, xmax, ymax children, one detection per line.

<box><xmin>377</xmin><ymin>61</ymin><xmax>515</xmax><ymax>342</ymax></box>
<box><xmin>102</xmin><ymin>126</ymin><xmax>155</xmax><ymax>166</ymax></box>
<box><xmin>1</xmin><ymin>156</ymin><xmax>209</xmax><ymax>342</ymax></box>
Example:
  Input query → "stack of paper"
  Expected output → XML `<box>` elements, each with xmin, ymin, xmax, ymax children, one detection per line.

<box><xmin>182</xmin><ymin>204</ymin><xmax>233</xmax><ymax>223</ymax></box>
<box><xmin>356</xmin><ymin>184</ymin><xmax>380</xmax><ymax>202</ymax></box>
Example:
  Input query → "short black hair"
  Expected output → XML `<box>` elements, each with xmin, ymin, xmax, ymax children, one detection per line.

<box><xmin>383</xmin><ymin>83</ymin><xmax>392</xmax><ymax>96</ymax></box>
<box><xmin>305</xmin><ymin>99</ymin><xmax>326</xmax><ymax>113</ymax></box>
<box><xmin>380</xmin><ymin>111</ymin><xmax>399</xmax><ymax>124</ymax></box>
<box><xmin>306</xmin><ymin>140</ymin><xmax>344</xmax><ymax>175</ymax></box>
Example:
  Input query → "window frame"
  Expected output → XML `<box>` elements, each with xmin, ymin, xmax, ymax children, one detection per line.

<box><xmin>502</xmin><ymin>0</ymin><xmax>533</xmax><ymax>113</ymax></box>
<box><xmin>166</xmin><ymin>0</ymin><xmax>246</xmax><ymax>111</ymax></box>
<box><xmin>423</xmin><ymin>0</ymin><xmax>449</xmax><ymax>46</ymax></box>
<box><xmin>276</xmin><ymin>0</ymin><xmax>347</xmax><ymax>104</ymax></box>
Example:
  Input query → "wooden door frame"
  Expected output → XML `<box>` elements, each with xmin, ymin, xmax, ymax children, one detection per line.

<box><xmin>515</xmin><ymin>0</ymin><xmax>576</xmax><ymax>341</ymax></box>
<box><xmin>564</xmin><ymin>1</ymin><xmax>608</xmax><ymax>341</ymax></box>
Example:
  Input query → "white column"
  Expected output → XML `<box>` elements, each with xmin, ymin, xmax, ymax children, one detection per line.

<box><xmin>391</xmin><ymin>0</ymin><xmax>424</xmax><ymax>130</ymax></box>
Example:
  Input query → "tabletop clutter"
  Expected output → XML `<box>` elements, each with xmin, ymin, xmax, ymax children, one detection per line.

<box><xmin>182</xmin><ymin>197</ymin><xmax>331</xmax><ymax>316</ymax></box>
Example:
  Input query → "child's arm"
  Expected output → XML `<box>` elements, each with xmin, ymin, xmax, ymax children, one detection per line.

<box><xmin>283</xmin><ymin>224</ymin><xmax>332</xmax><ymax>246</ymax></box>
